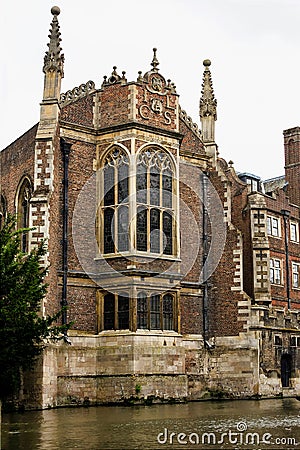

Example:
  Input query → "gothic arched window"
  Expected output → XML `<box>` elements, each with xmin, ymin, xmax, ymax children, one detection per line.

<box><xmin>100</xmin><ymin>145</ymin><xmax>176</xmax><ymax>257</ymax></box>
<box><xmin>17</xmin><ymin>178</ymin><xmax>32</xmax><ymax>252</ymax></box>
<box><xmin>136</xmin><ymin>148</ymin><xmax>175</xmax><ymax>255</ymax></box>
<box><xmin>0</xmin><ymin>194</ymin><xmax>7</xmax><ymax>229</ymax></box>
<box><xmin>102</xmin><ymin>147</ymin><xmax>129</xmax><ymax>254</ymax></box>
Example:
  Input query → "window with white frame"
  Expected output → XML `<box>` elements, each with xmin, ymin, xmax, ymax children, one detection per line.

<box><xmin>270</xmin><ymin>258</ymin><xmax>282</xmax><ymax>285</ymax></box>
<box><xmin>100</xmin><ymin>145</ymin><xmax>176</xmax><ymax>257</ymax></box>
<box><xmin>292</xmin><ymin>262</ymin><xmax>300</xmax><ymax>288</ymax></box>
<box><xmin>267</xmin><ymin>216</ymin><xmax>280</xmax><ymax>237</ymax></box>
<box><xmin>290</xmin><ymin>222</ymin><xmax>299</xmax><ymax>242</ymax></box>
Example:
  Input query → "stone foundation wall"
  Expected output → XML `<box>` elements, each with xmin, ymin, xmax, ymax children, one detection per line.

<box><xmin>21</xmin><ymin>330</ymin><xmax>300</xmax><ymax>410</ymax></box>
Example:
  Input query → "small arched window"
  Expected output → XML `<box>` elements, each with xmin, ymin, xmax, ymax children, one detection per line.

<box><xmin>17</xmin><ymin>178</ymin><xmax>32</xmax><ymax>252</ymax></box>
<box><xmin>0</xmin><ymin>194</ymin><xmax>7</xmax><ymax>229</ymax></box>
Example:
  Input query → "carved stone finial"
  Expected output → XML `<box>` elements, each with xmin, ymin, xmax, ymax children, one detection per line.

<box><xmin>43</xmin><ymin>6</ymin><xmax>64</xmax><ymax>75</ymax></box>
<box><xmin>199</xmin><ymin>59</ymin><xmax>217</xmax><ymax>121</ymax></box>
<box><xmin>51</xmin><ymin>6</ymin><xmax>60</xmax><ymax>15</ymax></box>
<box><xmin>108</xmin><ymin>66</ymin><xmax>121</xmax><ymax>84</ymax></box>
<box><xmin>151</xmin><ymin>48</ymin><xmax>159</xmax><ymax>72</ymax></box>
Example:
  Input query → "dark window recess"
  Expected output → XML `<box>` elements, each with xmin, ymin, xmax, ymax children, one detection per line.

<box><xmin>274</xmin><ymin>335</ymin><xmax>282</xmax><ymax>346</ymax></box>
<box><xmin>137</xmin><ymin>293</ymin><xmax>148</xmax><ymax>329</ymax></box>
<box><xmin>163</xmin><ymin>212</ymin><xmax>173</xmax><ymax>255</ymax></box>
<box><xmin>104</xmin><ymin>208</ymin><xmax>115</xmax><ymax>253</ymax></box>
<box><xmin>104</xmin><ymin>294</ymin><xmax>115</xmax><ymax>330</ymax></box>
<box><xmin>118</xmin><ymin>295</ymin><xmax>129</xmax><ymax>329</ymax></box>
<box><xmin>137</xmin><ymin>207</ymin><xmax>147</xmax><ymax>251</ymax></box>
<box><xmin>150</xmin><ymin>294</ymin><xmax>161</xmax><ymax>330</ymax></box>
<box><xmin>163</xmin><ymin>294</ymin><xmax>173</xmax><ymax>330</ymax></box>
<box><xmin>104</xmin><ymin>165</ymin><xmax>115</xmax><ymax>206</ymax></box>
<box><xmin>136</xmin><ymin>164</ymin><xmax>147</xmax><ymax>204</ymax></box>
<box><xmin>118</xmin><ymin>163</ymin><xmax>129</xmax><ymax>204</ymax></box>
<box><xmin>150</xmin><ymin>169</ymin><xmax>160</xmax><ymax>206</ymax></box>
<box><xmin>162</xmin><ymin>170</ymin><xmax>172</xmax><ymax>208</ymax></box>
<box><xmin>118</xmin><ymin>206</ymin><xmax>129</xmax><ymax>252</ymax></box>
<box><xmin>150</xmin><ymin>208</ymin><xmax>160</xmax><ymax>253</ymax></box>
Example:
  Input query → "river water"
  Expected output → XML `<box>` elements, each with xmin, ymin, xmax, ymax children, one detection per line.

<box><xmin>2</xmin><ymin>398</ymin><xmax>300</xmax><ymax>449</ymax></box>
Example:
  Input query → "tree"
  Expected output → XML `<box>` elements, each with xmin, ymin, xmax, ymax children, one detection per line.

<box><xmin>0</xmin><ymin>215</ymin><xmax>67</xmax><ymax>402</ymax></box>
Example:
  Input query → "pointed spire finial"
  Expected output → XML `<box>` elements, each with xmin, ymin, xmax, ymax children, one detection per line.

<box><xmin>43</xmin><ymin>6</ymin><xmax>64</xmax><ymax>76</ymax></box>
<box><xmin>151</xmin><ymin>48</ymin><xmax>159</xmax><ymax>72</ymax></box>
<box><xmin>200</xmin><ymin>59</ymin><xmax>217</xmax><ymax>121</ymax></box>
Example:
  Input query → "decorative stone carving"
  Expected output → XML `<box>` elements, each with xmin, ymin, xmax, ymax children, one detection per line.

<box><xmin>199</xmin><ymin>59</ymin><xmax>217</xmax><ymax>120</ymax></box>
<box><xmin>60</xmin><ymin>80</ymin><xmax>96</xmax><ymax>106</ymax></box>
<box><xmin>43</xmin><ymin>6</ymin><xmax>64</xmax><ymax>75</ymax></box>
<box><xmin>179</xmin><ymin>107</ymin><xmax>202</xmax><ymax>139</ymax></box>
<box><xmin>101</xmin><ymin>67</ymin><xmax>127</xmax><ymax>88</ymax></box>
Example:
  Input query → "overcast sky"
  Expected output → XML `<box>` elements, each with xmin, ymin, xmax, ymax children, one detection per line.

<box><xmin>1</xmin><ymin>0</ymin><xmax>299</xmax><ymax>180</ymax></box>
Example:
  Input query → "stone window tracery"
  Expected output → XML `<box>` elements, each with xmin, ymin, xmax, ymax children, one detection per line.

<box><xmin>136</xmin><ymin>148</ymin><xmax>175</xmax><ymax>256</ymax></box>
<box><xmin>102</xmin><ymin>147</ymin><xmax>129</xmax><ymax>254</ymax></box>
<box><xmin>100</xmin><ymin>145</ymin><xmax>176</xmax><ymax>257</ymax></box>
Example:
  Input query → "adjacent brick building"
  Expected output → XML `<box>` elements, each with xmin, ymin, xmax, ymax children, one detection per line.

<box><xmin>1</xmin><ymin>7</ymin><xmax>299</xmax><ymax>408</ymax></box>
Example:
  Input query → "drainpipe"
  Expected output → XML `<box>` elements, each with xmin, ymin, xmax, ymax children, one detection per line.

<box><xmin>201</xmin><ymin>171</ymin><xmax>209</xmax><ymax>347</ymax></box>
<box><xmin>281</xmin><ymin>209</ymin><xmax>291</xmax><ymax>309</ymax></box>
<box><xmin>61</xmin><ymin>140</ymin><xmax>71</xmax><ymax>331</ymax></box>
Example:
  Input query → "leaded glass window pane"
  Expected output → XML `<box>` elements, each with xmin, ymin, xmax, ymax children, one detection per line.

<box><xmin>104</xmin><ymin>165</ymin><xmax>115</xmax><ymax>206</ymax></box>
<box><xmin>118</xmin><ymin>295</ymin><xmax>129</xmax><ymax>329</ymax></box>
<box><xmin>104</xmin><ymin>294</ymin><xmax>115</xmax><ymax>330</ymax></box>
<box><xmin>163</xmin><ymin>212</ymin><xmax>173</xmax><ymax>255</ymax></box>
<box><xmin>104</xmin><ymin>208</ymin><xmax>115</xmax><ymax>253</ymax></box>
<box><xmin>136</xmin><ymin>163</ymin><xmax>147</xmax><ymax>204</ymax></box>
<box><xmin>150</xmin><ymin>294</ymin><xmax>160</xmax><ymax>330</ymax></box>
<box><xmin>118</xmin><ymin>162</ymin><xmax>129</xmax><ymax>204</ymax></box>
<box><xmin>162</xmin><ymin>170</ymin><xmax>172</xmax><ymax>208</ymax></box>
<box><xmin>150</xmin><ymin>168</ymin><xmax>160</xmax><ymax>206</ymax></box>
<box><xmin>118</xmin><ymin>206</ymin><xmax>129</xmax><ymax>252</ymax></box>
<box><xmin>137</xmin><ymin>207</ymin><xmax>147</xmax><ymax>251</ymax></box>
<box><xmin>137</xmin><ymin>293</ymin><xmax>148</xmax><ymax>329</ymax></box>
<box><xmin>163</xmin><ymin>294</ymin><xmax>173</xmax><ymax>330</ymax></box>
<box><xmin>150</xmin><ymin>208</ymin><xmax>160</xmax><ymax>253</ymax></box>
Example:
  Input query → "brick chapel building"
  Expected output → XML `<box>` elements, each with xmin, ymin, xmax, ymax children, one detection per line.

<box><xmin>0</xmin><ymin>7</ymin><xmax>300</xmax><ymax>408</ymax></box>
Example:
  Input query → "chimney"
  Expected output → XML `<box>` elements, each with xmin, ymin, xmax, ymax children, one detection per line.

<box><xmin>283</xmin><ymin>127</ymin><xmax>300</xmax><ymax>207</ymax></box>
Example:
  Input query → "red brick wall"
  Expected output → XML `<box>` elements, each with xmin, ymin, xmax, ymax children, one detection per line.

<box><xmin>0</xmin><ymin>124</ymin><xmax>37</xmax><ymax>213</ymax></box>
<box><xmin>284</xmin><ymin>128</ymin><xmax>300</xmax><ymax>207</ymax></box>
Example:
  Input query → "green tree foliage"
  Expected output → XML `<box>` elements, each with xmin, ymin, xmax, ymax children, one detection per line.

<box><xmin>0</xmin><ymin>215</ymin><xmax>67</xmax><ymax>400</ymax></box>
